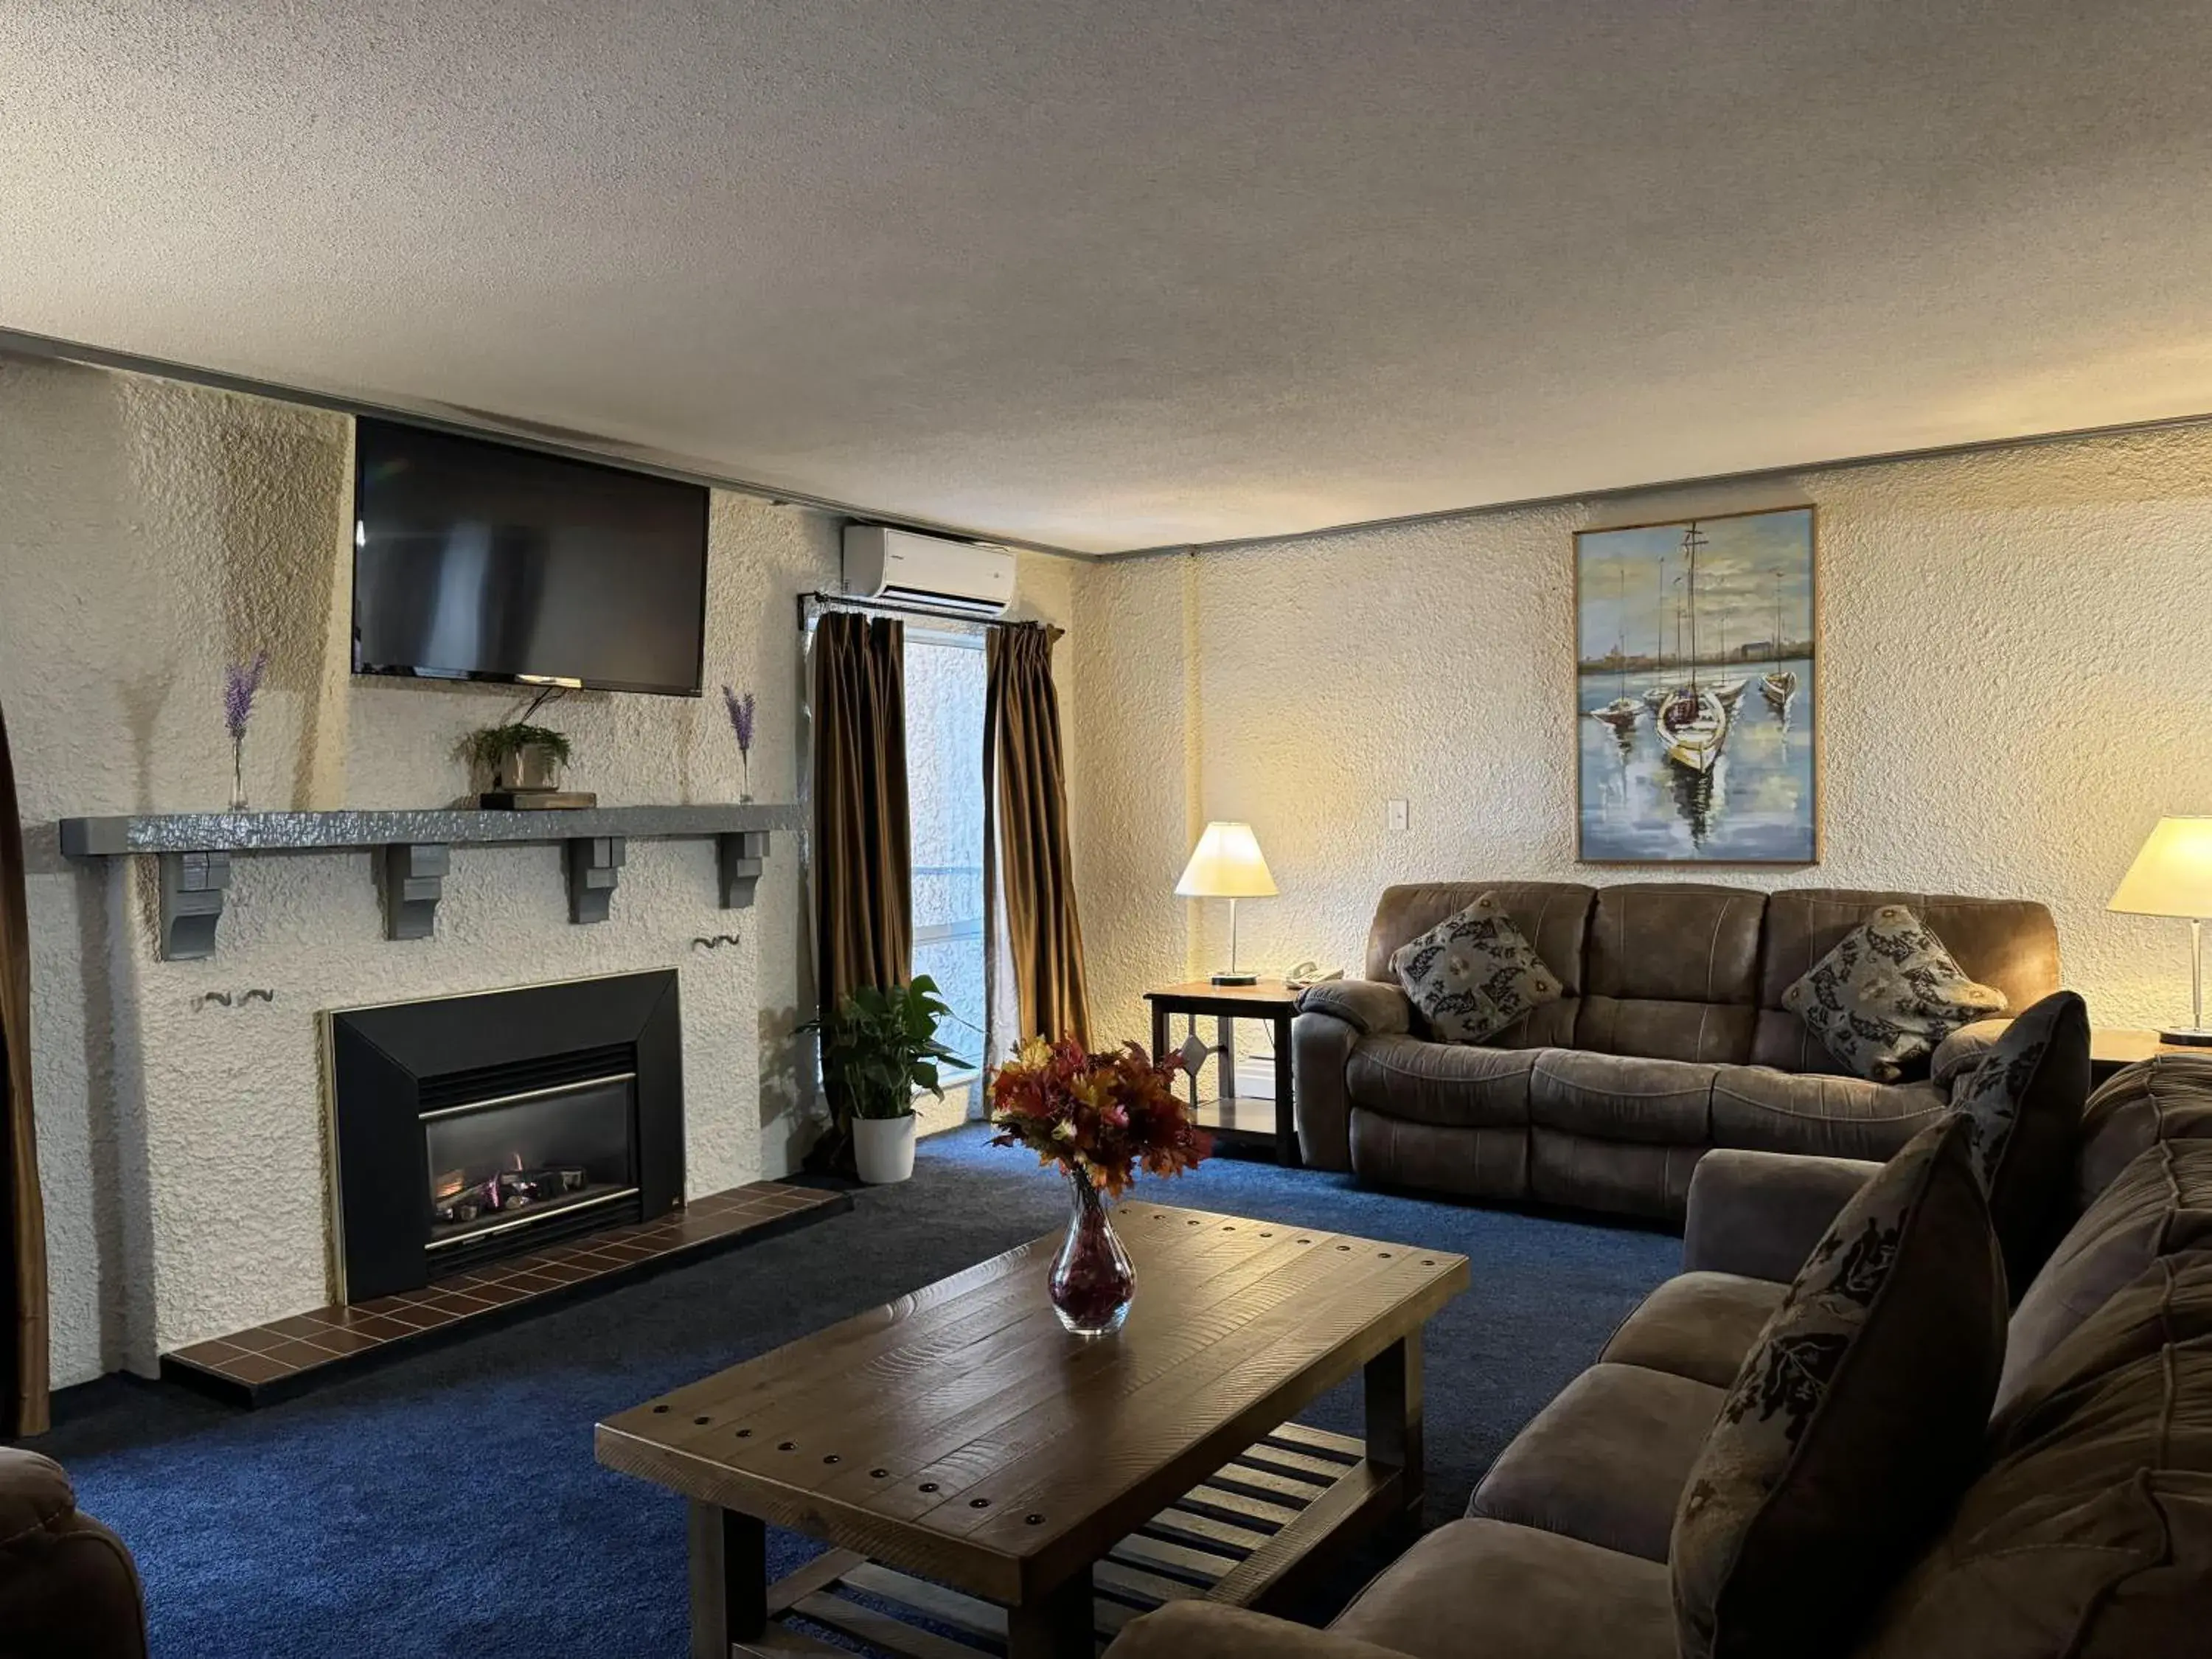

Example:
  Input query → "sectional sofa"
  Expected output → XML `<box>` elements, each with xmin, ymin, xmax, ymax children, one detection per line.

<box><xmin>1107</xmin><ymin>1051</ymin><xmax>2212</xmax><ymax>1658</ymax></box>
<box><xmin>1293</xmin><ymin>882</ymin><xmax>2060</xmax><ymax>1220</ymax></box>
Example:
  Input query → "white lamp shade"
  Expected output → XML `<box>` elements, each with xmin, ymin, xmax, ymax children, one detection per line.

<box><xmin>2110</xmin><ymin>817</ymin><xmax>2212</xmax><ymax>918</ymax></box>
<box><xmin>1175</xmin><ymin>822</ymin><xmax>1278</xmax><ymax>899</ymax></box>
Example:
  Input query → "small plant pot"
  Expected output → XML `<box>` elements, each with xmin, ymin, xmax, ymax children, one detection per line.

<box><xmin>853</xmin><ymin>1113</ymin><xmax>918</xmax><ymax>1185</ymax></box>
<box><xmin>501</xmin><ymin>747</ymin><xmax>562</xmax><ymax>792</ymax></box>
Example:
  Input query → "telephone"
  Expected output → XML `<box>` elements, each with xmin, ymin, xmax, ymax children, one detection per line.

<box><xmin>1284</xmin><ymin>960</ymin><xmax>1344</xmax><ymax>990</ymax></box>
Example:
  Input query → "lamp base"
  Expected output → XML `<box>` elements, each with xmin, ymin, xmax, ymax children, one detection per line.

<box><xmin>1209</xmin><ymin>970</ymin><xmax>1259</xmax><ymax>987</ymax></box>
<box><xmin>2159</xmin><ymin>1026</ymin><xmax>2212</xmax><ymax>1048</ymax></box>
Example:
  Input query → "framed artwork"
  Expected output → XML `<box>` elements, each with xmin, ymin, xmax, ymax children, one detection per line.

<box><xmin>1574</xmin><ymin>505</ymin><xmax>1818</xmax><ymax>865</ymax></box>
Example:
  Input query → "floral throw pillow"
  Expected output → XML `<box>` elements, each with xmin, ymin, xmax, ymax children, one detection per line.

<box><xmin>1949</xmin><ymin>990</ymin><xmax>2091</xmax><ymax>1297</ymax></box>
<box><xmin>1672</xmin><ymin>1116</ymin><xmax>2006</xmax><ymax>1659</ymax></box>
<box><xmin>1781</xmin><ymin>905</ymin><xmax>2008</xmax><ymax>1082</ymax></box>
<box><xmin>1388</xmin><ymin>892</ymin><xmax>1563</xmax><ymax>1045</ymax></box>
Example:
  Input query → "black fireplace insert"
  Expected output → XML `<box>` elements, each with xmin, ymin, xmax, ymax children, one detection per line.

<box><xmin>326</xmin><ymin>970</ymin><xmax>684</xmax><ymax>1302</ymax></box>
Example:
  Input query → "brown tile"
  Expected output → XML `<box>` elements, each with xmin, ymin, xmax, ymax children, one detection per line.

<box><xmin>531</xmin><ymin>1262</ymin><xmax>592</xmax><ymax>1284</ymax></box>
<box><xmin>260</xmin><ymin>1340</ymin><xmax>341</xmax><ymax>1373</ymax></box>
<box><xmin>265</xmin><ymin>1314</ymin><xmax>347</xmax><ymax>1342</ymax></box>
<box><xmin>212</xmin><ymin>1352</ymin><xmax>295</xmax><ymax>1385</ymax></box>
<box><xmin>352</xmin><ymin>1295</ymin><xmax>421</xmax><ymax>1321</ymax></box>
<box><xmin>170</xmin><ymin>1338</ymin><xmax>249</xmax><ymax>1368</ymax></box>
<box><xmin>377</xmin><ymin>1303</ymin><xmax>452</xmax><ymax>1332</ymax></box>
<box><xmin>462</xmin><ymin>1281</ymin><xmax>526</xmax><ymax>1307</ymax></box>
<box><xmin>296</xmin><ymin>1326</ymin><xmax>383</xmax><ymax>1357</ymax></box>
<box><xmin>223</xmin><ymin>1327</ymin><xmax>294</xmax><ymax>1354</ymax></box>
<box><xmin>595</xmin><ymin>1241</ymin><xmax>658</xmax><ymax>1263</ymax></box>
<box><xmin>504</xmin><ymin>1272</ymin><xmax>566</xmax><ymax>1295</ymax></box>
<box><xmin>338</xmin><ymin>1313</ymin><xmax>417</xmax><ymax>1341</ymax></box>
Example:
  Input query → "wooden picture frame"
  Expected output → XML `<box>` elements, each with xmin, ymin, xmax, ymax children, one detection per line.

<box><xmin>1573</xmin><ymin>504</ymin><xmax>1819</xmax><ymax>866</ymax></box>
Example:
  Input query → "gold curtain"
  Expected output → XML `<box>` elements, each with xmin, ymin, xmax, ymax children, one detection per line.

<box><xmin>985</xmin><ymin>622</ymin><xmax>1093</xmax><ymax>1047</ymax></box>
<box><xmin>1</xmin><ymin>695</ymin><xmax>49</xmax><ymax>1436</ymax></box>
<box><xmin>811</xmin><ymin>611</ymin><xmax>914</xmax><ymax>1122</ymax></box>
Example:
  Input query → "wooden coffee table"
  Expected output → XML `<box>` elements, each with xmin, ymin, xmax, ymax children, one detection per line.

<box><xmin>596</xmin><ymin>1202</ymin><xmax>1468</xmax><ymax>1657</ymax></box>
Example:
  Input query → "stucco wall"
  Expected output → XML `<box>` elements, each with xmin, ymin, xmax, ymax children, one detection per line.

<box><xmin>1070</xmin><ymin>428</ymin><xmax>2212</xmax><ymax>1059</ymax></box>
<box><xmin>0</xmin><ymin>357</ymin><xmax>1074</xmax><ymax>1388</ymax></box>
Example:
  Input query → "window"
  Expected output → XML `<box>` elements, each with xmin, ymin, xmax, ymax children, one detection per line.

<box><xmin>903</xmin><ymin>629</ymin><xmax>988</xmax><ymax>1101</ymax></box>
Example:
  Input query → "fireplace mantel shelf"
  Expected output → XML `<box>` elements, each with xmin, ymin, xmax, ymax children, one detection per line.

<box><xmin>58</xmin><ymin>803</ymin><xmax>802</xmax><ymax>961</ymax></box>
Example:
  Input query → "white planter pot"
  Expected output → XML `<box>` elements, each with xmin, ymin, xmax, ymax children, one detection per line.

<box><xmin>854</xmin><ymin>1113</ymin><xmax>918</xmax><ymax>1185</ymax></box>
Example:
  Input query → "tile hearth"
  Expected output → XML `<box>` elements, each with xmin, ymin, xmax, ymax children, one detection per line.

<box><xmin>162</xmin><ymin>1181</ymin><xmax>848</xmax><ymax>1406</ymax></box>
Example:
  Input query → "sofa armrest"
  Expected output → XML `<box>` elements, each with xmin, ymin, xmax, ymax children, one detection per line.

<box><xmin>1106</xmin><ymin>1602</ymin><xmax>1411</xmax><ymax>1659</ymax></box>
<box><xmin>1295</xmin><ymin>978</ymin><xmax>1411</xmax><ymax>1037</ymax></box>
<box><xmin>1931</xmin><ymin>1018</ymin><xmax>2012</xmax><ymax>1088</ymax></box>
<box><xmin>1683</xmin><ymin>1149</ymin><xmax>1882</xmax><ymax>1284</ymax></box>
<box><xmin>0</xmin><ymin>1450</ymin><xmax>148</xmax><ymax>1659</ymax></box>
<box><xmin>1291</xmin><ymin>1009</ymin><xmax>1360</xmax><ymax>1172</ymax></box>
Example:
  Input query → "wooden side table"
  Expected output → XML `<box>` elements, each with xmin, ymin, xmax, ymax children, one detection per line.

<box><xmin>2091</xmin><ymin>1028</ymin><xmax>2207</xmax><ymax>1086</ymax></box>
<box><xmin>1144</xmin><ymin>979</ymin><xmax>1302</xmax><ymax>1166</ymax></box>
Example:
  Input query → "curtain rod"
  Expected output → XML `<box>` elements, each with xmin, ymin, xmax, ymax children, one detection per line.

<box><xmin>796</xmin><ymin>591</ymin><xmax>1051</xmax><ymax>632</ymax></box>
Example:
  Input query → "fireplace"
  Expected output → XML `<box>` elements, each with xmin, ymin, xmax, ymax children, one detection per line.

<box><xmin>324</xmin><ymin>970</ymin><xmax>684</xmax><ymax>1304</ymax></box>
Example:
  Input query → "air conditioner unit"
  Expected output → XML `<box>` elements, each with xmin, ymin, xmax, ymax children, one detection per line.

<box><xmin>842</xmin><ymin>525</ymin><xmax>1015</xmax><ymax>619</ymax></box>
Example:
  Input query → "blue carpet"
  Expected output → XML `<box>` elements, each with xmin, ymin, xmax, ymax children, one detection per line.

<box><xmin>33</xmin><ymin>1128</ymin><xmax>1678</xmax><ymax>1657</ymax></box>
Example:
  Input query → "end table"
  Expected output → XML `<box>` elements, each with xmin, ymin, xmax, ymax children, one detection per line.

<box><xmin>1144</xmin><ymin>978</ymin><xmax>1302</xmax><ymax>1165</ymax></box>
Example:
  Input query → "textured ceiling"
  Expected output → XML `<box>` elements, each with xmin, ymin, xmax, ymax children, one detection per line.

<box><xmin>7</xmin><ymin>2</ymin><xmax>2212</xmax><ymax>555</ymax></box>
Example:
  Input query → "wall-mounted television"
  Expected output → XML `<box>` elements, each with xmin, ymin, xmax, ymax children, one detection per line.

<box><xmin>352</xmin><ymin>417</ymin><xmax>709</xmax><ymax>697</ymax></box>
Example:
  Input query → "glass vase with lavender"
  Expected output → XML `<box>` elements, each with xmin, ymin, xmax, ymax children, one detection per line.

<box><xmin>988</xmin><ymin>1037</ymin><xmax>1210</xmax><ymax>1335</ymax></box>
<box><xmin>721</xmin><ymin>684</ymin><xmax>757</xmax><ymax>801</ymax></box>
<box><xmin>223</xmin><ymin>651</ymin><xmax>268</xmax><ymax>813</ymax></box>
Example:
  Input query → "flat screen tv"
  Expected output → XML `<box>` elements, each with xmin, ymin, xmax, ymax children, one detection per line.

<box><xmin>352</xmin><ymin>417</ymin><xmax>709</xmax><ymax>696</ymax></box>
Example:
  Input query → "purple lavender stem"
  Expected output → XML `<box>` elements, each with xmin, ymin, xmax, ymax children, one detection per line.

<box><xmin>224</xmin><ymin>650</ymin><xmax>268</xmax><ymax>742</ymax></box>
<box><xmin>721</xmin><ymin>685</ymin><xmax>757</xmax><ymax>754</ymax></box>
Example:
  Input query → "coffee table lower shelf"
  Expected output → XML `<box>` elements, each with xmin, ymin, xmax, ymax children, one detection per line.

<box><xmin>740</xmin><ymin>1421</ymin><xmax>1388</xmax><ymax>1657</ymax></box>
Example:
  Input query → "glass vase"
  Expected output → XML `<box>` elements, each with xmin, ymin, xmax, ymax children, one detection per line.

<box><xmin>229</xmin><ymin>737</ymin><xmax>248</xmax><ymax>813</ymax></box>
<box><xmin>1049</xmin><ymin>1169</ymin><xmax>1135</xmax><ymax>1336</ymax></box>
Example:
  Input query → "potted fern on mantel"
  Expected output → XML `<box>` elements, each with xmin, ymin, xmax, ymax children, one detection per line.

<box><xmin>800</xmin><ymin>976</ymin><xmax>962</xmax><ymax>1183</ymax></box>
<box><xmin>467</xmin><ymin>721</ymin><xmax>574</xmax><ymax>802</ymax></box>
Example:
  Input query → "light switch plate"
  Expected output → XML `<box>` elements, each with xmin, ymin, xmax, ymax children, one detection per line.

<box><xmin>1386</xmin><ymin>799</ymin><xmax>1409</xmax><ymax>832</ymax></box>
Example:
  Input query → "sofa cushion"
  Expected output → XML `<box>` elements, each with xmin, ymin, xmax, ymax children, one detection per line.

<box><xmin>1707</xmin><ymin>1065</ymin><xmax>1946</xmax><ymax>1161</ymax></box>
<box><xmin>1859</xmin><ymin>1253</ymin><xmax>2212</xmax><ymax>1658</ymax></box>
<box><xmin>1365</xmin><ymin>881</ymin><xmax>1595</xmax><ymax>991</ymax></box>
<box><xmin>1601</xmin><ymin>1271</ymin><xmax>1790</xmax><ymax>1389</ymax></box>
<box><xmin>1528</xmin><ymin>1051</ymin><xmax>1714</xmax><ymax>1144</ymax></box>
<box><xmin>2000</xmin><ymin>1137</ymin><xmax>2212</xmax><ymax>1413</ymax></box>
<box><xmin>1470</xmin><ymin>1362</ymin><xmax>1722</xmax><ymax>1561</ymax></box>
<box><xmin>1329</xmin><ymin>1517</ymin><xmax>1674</xmax><ymax>1659</ymax></box>
<box><xmin>1672</xmin><ymin>1116</ymin><xmax>2006</xmax><ymax>1659</ymax></box>
<box><xmin>1390</xmin><ymin>894</ymin><xmax>1565</xmax><ymax>1046</ymax></box>
<box><xmin>1753</xmin><ymin>889</ymin><xmax>2059</xmax><ymax>1074</ymax></box>
<box><xmin>2076</xmin><ymin>1051</ymin><xmax>2212</xmax><ymax>1209</ymax></box>
<box><xmin>1576</xmin><ymin>883</ymin><xmax>1764</xmax><ymax>1065</ymax></box>
<box><xmin>1948</xmin><ymin>990</ymin><xmax>2091</xmax><ymax>1296</ymax></box>
<box><xmin>1780</xmin><ymin>905</ymin><xmax>2007</xmax><ymax>1082</ymax></box>
<box><xmin>1343</xmin><ymin>1035</ymin><xmax>1535</xmax><ymax>1128</ymax></box>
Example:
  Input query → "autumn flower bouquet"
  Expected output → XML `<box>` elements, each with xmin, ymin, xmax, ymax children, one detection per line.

<box><xmin>989</xmin><ymin>1037</ymin><xmax>1209</xmax><ymax>1334</ymax></box>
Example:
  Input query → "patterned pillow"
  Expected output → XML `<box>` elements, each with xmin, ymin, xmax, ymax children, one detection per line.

<box><xmin>1388</xmin><ymin>892</ymin><xmax>1563</xmax><ymax>1045</ymax></box>
<box><xmin>1781</xmin><ymin>905</ymin><xmax>2008</xmax><ymax>1082</ymax></box>
<box><xmin>1672</xmin><ymin>1116</ymin><xmax>2006</xmax><ymax>1659</ymax></box>
<box><xmin>1947</xmin><ymin>990</ymin><xmax>2091</xmax><ymax>1297</ymax></box>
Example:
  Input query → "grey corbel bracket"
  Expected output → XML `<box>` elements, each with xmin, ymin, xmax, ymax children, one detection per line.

<box><xmin>717</xmin><ymin>831</ymin><xmax>771</xmax><ymax>908</ymax></box>
<box><xmin>382</xmin><ymin>843</ymin><xmax>448</xmax><ymax>941</ymax></box>
<box><xmin>158</xmin><ymin>850</ymin><xmax>231</xmax><ymax>961</ymax></box>
<box><xmin>566</xmin><ymin>835</ymin><xmax>625</xmax><ymax>924</ymax></box>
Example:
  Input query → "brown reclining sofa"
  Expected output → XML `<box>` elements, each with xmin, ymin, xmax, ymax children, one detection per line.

<box><xmin>1293</xmin><ymin>882</ymin><xmax>2059</xmax><ymax>1221</ymax></box>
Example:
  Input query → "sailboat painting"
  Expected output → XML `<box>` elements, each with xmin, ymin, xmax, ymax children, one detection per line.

<box><xmin>1573</xmin><ymin>505</ymin><xmax>1817</xmax><ymax>864</ymax></box>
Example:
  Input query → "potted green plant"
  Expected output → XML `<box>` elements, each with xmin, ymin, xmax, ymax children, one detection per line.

<box><xmin>467</xmin><ymin>723</ymin><xmax>572</xmax><ymax>793</ymax></box>
<box><xmin>800</xmin><ymin>975</ymin><xmax>962</xmax><ymax>1183</ymax></box>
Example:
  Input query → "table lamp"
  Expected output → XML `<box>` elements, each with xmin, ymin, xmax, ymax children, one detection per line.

<box><xmin>1175</xmin><ymin>821</ymin><xmax>1277</xmax><ymax>986</ymax></box>
<box><xmin>2109</xmin><ymin>815</ymin><xmax>2212</xmax><ymax>1046</ymax></box>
